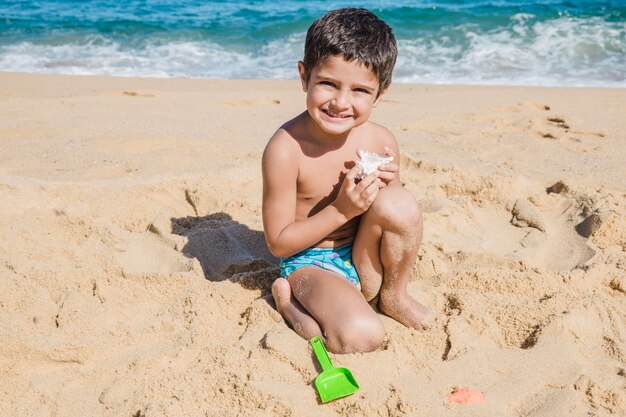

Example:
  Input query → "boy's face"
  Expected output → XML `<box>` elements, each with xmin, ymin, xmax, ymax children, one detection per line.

<box><xmin>298</xmin><ymin>55</ymin><xmax>385</xmax><ymax>137</ymax></box>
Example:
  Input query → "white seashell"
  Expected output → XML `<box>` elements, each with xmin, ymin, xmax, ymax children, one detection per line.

<box><xmin>355</xmin><ymin>150</ymin><xmax>393</xmax><ymax>179</ymax></box>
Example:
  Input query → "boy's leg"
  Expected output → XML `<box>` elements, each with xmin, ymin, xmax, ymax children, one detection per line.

<box><xmin>272</xmin><ymin>267</ymin><xmax>385</xmax><ymax>354</ymax></box>
<box><xmin>271</xmin><ymin>278</ymin><xmax>323</xmax><ymax>339</ymax></box>
<box><xmin>352</xmin><ymin>185</ymin><xmax>434</xmax><ymax>330</ymax></box>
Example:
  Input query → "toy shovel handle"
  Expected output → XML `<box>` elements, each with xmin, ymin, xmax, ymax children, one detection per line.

<box><xmin>310</xmin><ymin>336</ymin><xmax>334</xmax><ymax>372</ymax></box>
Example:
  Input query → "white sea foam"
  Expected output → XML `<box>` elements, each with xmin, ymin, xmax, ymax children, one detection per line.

<box><xmin>0</xmin><ymin>16</ymin><xmax>623</xmax><ymax>87</ymax></box>
<box><xmin>0</xmin><ymin>33</ymin><xmax>305</xmax><ymax>79</ymax></box>
<box><xmin>394</xmin><ymin>15</ymin><xmax>626</xmax><ymax>86</ymax></box>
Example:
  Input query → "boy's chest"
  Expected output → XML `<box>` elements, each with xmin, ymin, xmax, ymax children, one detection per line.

<box><xmin>296</xmin><ymin>149</ymin><xmax>355</xmax><ymax>201</ymax></box>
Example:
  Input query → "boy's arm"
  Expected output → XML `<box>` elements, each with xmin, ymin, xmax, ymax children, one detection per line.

<box><xmin>262</xmin><ymin>133</ymin><xmax>381</xmax><ymax>258</ymax></box>
<box><xmin>262</xmin><ymin>134</ymin><xmax>345</xmax><ymax>258</ymax></box>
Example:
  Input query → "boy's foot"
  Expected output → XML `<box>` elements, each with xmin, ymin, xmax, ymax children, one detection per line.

<box><xmin>416</xmin><ymin>304</ymin><xmax>437</xmax><ymax>329</ymax></box>
<box><xmin>271</xmin><ymin>278</ymin><xmax>292</xmax><ymax>316</ymax></box>
<box><xmin>270</xmin><ymin>278</ymin><xmax>323</xmax><ymax>338</ymax></box>
<box><xmin>380</xmin><ymin>295</ymin><xmax>436</xmax><ymax>330</ymax></box>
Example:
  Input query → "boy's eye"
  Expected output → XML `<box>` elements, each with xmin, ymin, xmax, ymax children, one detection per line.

<box><xmin>320</xmin><ymin>81</ymin><xmax>336</xmax><ymax>87</ymax></box>
<box><xmin>354</xmin><ymin>88</ymin><xmax>371</xmax><ymax>94</ymax></box>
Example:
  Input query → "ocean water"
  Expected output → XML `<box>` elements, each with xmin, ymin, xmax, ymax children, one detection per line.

<box><xmin>0</xmin><ymin>0</ymin><xmax>624</xmax><ymax>86</ymax></box>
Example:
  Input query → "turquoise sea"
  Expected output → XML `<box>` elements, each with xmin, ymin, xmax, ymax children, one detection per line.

<box><xmin>0</xmin><ymin>0</ymin><xmax>624</xmax><ymax>86</ymax></box>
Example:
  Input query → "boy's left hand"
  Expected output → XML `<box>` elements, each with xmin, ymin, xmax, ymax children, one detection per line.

<box><xmin>366</xmin><ymin>146</ymin><xmax>398</xmax><ymax>185</ymax></box>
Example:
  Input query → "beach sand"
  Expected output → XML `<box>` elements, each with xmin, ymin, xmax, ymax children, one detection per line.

<box><xmin>0</xmin><ymin>72</ymin><xmax>624</xmax><ymax>416</ymax></box>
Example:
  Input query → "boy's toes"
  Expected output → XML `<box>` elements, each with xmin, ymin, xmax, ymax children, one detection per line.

<box><xmin>271</xmin><ymin>278</ymin><xmax>292</xmax><ymax>313</ymax></box>
<box><xmin>419</xmin><ymin>307</ymin><xmax>438</xmax><ymax>330</ymax></box>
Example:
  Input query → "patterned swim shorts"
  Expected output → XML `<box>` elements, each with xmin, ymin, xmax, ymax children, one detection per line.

<box><xmin>279</xmin><ymin>243</ymin><xmax>359</xmax><ymax>286</ymax></box>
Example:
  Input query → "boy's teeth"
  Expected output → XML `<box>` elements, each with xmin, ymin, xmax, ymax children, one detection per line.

<box><xmin>326</xmin><ymin>110</ymin><xmax>349</xmax><ymax>118</ymax></box>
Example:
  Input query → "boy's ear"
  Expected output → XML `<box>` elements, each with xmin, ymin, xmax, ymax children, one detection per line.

<box><xmin>297</xmin><ymin>61</ymin><xmax>308</xmax><ymax>92</ymax></box>
<box><xmin>373</xmin><ymin>88</ymin><xmax>387</xmax><ymax>107</ymax></box>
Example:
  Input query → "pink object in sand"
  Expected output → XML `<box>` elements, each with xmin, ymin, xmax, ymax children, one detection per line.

<box><xmin>446</xmin><ymin>387</ymin><xmax>487</xmax><ymax>404</ymax></box>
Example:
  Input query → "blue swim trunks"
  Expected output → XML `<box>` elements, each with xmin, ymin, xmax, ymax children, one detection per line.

<box><xmin>279</xmin><ymin>243</ymin><xmax>360</xmax><ymax>286</ymax></box>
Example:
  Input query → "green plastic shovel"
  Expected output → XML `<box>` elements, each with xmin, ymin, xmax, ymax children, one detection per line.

<box><xmin>310</xmin><ymin>336</ymin><xmax>360</xmax><ymax>403</ymax></box>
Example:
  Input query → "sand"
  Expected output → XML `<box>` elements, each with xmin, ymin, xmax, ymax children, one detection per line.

<box><xmin>0</xmin><ymin>71</ymin><xmax>624</xmax><ymax>416</ymax></box>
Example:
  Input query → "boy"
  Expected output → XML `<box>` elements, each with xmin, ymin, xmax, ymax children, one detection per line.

<box><xmin>262</xmin><ymin>8</ymin><xmax>433</xmax><ymax>354</ymax></box>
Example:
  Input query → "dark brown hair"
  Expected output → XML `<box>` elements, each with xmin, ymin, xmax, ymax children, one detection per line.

<box><xmin>302</xmin><ymin>8</ymin><xmax>397</xmax><ymax>95</ymax></box>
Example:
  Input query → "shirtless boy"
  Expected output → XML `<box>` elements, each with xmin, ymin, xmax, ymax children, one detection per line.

<box><xmin>262</xmin><ymin>8</ymin><xmax>432</xmax><ymax>354</ymax></box>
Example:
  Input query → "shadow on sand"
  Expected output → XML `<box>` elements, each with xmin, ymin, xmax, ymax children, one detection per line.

<box><xmin>171</xmin><ymin>212</ymin><xmax>279</xmax><ymax>294</ymax></box>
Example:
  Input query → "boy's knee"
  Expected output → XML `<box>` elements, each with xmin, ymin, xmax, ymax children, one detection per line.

<box><xmin>331</xmin><ymin>315</ymin><xmax>385</xmax><ymax>353</ymax></box>
<box><xmin>370</xmin><ymin>187</ymin><xmax>422</xmax><ymax>230</ymax></box>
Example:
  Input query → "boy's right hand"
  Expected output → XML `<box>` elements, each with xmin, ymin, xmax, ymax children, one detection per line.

<box><xmin>332</xmin><ymin>165</ymin><xmax>385</xmax><ymax>220</ymax></box>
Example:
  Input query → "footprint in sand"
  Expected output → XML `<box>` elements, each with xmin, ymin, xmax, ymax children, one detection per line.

<box><xmin>493</xmin><ymin>102</ymin><xmax>605</xmax><ymax>142</ymax></box>
<box><xmin>547</xmin><ymin>116</ymin><xmax>570</xmax><ymax>130</ymax></box>
<box><xmin>511</xmin><ymin>199</ymin><xmax>547</xmax><ymax>232</ymax></box>
<box><xmin>537</xmin><ymin>114</ymin><xmax>605</xmax><ymax>142</ymax></box>
<box><xmin>534</xmin><ymin>115</ymin><xmax>570</xmax><ymax>140</ymax></box>
<box><xmin>574</xmin><ymin>374</ymin><xmax>624</xmax><ymax>415</ymax></box>
<box><xmin>121</xmin><ymin>90</ymin><xmax>154</xmax><ymax>98</ymax></box>
<box><xmin>99</xmin><ymin>90</ymin><xmax>155</xmax><ymax>99</ymax></box>
<box><xmin>509</xmin><ymin>181</ymin><xmax>600</xmax><ymax>271</ymax></box>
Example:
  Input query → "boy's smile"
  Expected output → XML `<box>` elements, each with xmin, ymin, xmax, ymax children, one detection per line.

<box><xmin>299</xmin><ymin>55</ymin><xmax>384</xmax><ymax>137</ymax></box>
<box><xmin>321</xmin><ymin>109</ymin><xmax>351</xmax><ymax>119</ymax></box>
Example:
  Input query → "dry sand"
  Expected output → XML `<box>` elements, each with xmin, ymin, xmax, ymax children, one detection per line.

<box><xmin>0</xmin><ymin>72</ymin><xmax>624</xmax><ymax>416</ymax></box>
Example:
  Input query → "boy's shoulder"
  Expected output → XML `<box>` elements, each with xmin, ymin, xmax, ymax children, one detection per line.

<box><xmin>262</xmin><ymin>114</ymin><xmax>305</xmax><ymax>164</ymax></box>
<box><xmin>264</xmin><ymin>111</ymin><xmax>317</xmax><ymax>153</ymax></box>
<box><xmin>363</xmin><ymin>120</ymin><xmax>394</xmax><ymax>136</ymax></box>
<box><xmin>360</xmin><ymin>120</ymin><xmax>397</xmax><ymax>145</ymax></box>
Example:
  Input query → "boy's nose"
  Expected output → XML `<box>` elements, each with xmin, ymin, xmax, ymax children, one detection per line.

<box><xmin>332</xmin><ymin>90</ymin><xmax>350</xmax><ymax>110</ymax></box>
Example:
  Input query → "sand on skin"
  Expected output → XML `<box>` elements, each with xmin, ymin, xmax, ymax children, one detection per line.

<box><xmin>0</xmin><ymin>72</ymin><xmax>625</xmax><ymax>416</ymax></box>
